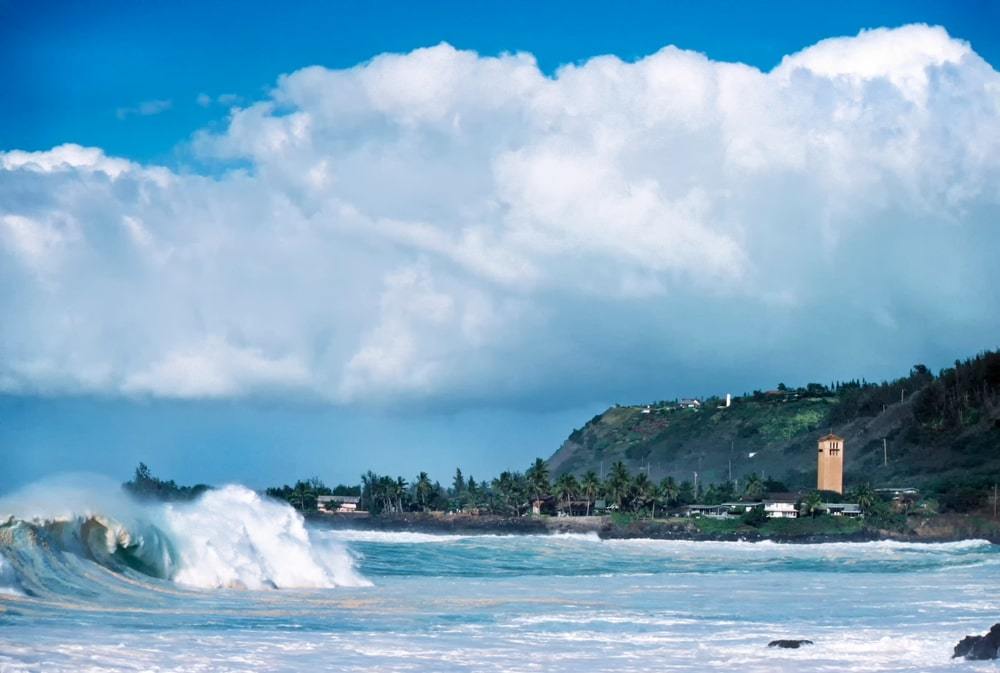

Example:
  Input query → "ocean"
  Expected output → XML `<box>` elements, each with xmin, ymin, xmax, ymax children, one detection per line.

<box><xmin>1</xmin><ymin>481</ymin><xmax>999</xmax><ymax>672</ymax></box>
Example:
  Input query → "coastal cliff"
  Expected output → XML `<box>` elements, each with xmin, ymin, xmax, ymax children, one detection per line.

<box><xmin>548</xmin><ymin>352</ymin><xmax>1000</xmax><ymax>500</ymax></box>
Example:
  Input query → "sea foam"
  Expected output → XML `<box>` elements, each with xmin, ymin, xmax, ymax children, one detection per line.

<box><xmin>0</xmin><ymin>476</ymin><xmax>369</xmax><ymax>592</ymax></box>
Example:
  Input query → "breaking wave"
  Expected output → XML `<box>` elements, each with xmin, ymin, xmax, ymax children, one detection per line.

<box><xmin>0</xmin><ymin>476</ymin><xmax>369</xmax><ymax>597</ymax></box>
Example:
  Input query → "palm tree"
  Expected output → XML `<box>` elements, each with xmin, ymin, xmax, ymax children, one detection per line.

<box><xmin>377</xmin><ymin>476</ymin><xmax>396</xmax><ymax>513</ymax></box>
<box><xmin>607</xmin><ymin>461</ymin><xmax>630</xmax><ymax>509</ymax></box>
<box><xmin>632</xmin><ymin>472</ymin><xmax>653</xmax><ymax>514</ymax></box>
<box><xmin>659</xmin><ymin>476</ymin><xmax>679</xmax><ymax>507</ymax></box>
<box><xmin>415</xmin><ymin>472</ymin><xmax>434</xmax><ymax>511</ymax></box>
<box><xmin>801</xmin><ymin>491</ymin><xmax>824</xmax><ymax>518</ymax></box>
<box><xmin>581</xmin><ymin>470</ymin><xmax>601</xmax><ymax>516</ymax></box>
<box><xmin>849</xmin><ymin>482</ymin><xmax>877</xmax><ymax>514</ymax></box>
<box><xmin>493</xmin><ymin>471</ymin><xmax>527</xmax><ymax>516</ymax></box>
<box><xmin>525</xmin><ymin>458</ymin><xmax>550</xmax><ymax>502</ymax></box>
<box><xmin>361</xmin><ymin>471</ymin><xmax>378</xmax><ymax>512</ymax></box>
<box><xmin>553</xmin><ymin>473</ymin><xmax>579</xmax><ymax>516</ymax></box>
<box><xmin>649</xmin><ymin>482</ymin><xmax>663</xmax><ymax>519</ymax></box>
<box><xmin>744</xmin><ymin>472</ymin><xmax>765</xmax><ymax>500</ymax></box>
<box><xmin>289</xmin><ymin>480</ymin><xmax>310</xmax><ymax>511</ymax></box>
<box><xmin>395</xmin><ymin>476</ymin><xmax>409</xmax><ymax>513</ymax></box>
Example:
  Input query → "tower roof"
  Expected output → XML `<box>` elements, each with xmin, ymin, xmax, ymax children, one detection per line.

<box><xmin>819</xmin><ymin>433</ymin><xmax>844</xmax><ymax>441</ymax></box>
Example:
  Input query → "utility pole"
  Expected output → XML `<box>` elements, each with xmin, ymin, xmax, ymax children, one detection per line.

<box><xmin>693</xmin><ymin>471</ymin><xmax>699</xmax><ymax>499</ymax></box>
<box><xmin>994</xmin><ymin>483</ymin><xmax>998</xmax><ymax>519</ymax></box>
<box><xmin>883</xmin><ymin>438</ymin><xmax>888</xmax><ymax>467</ymax></box>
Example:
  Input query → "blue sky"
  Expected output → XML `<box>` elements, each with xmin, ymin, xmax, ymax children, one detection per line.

<box><xmin>4</xmin><ymin>0</ymin><xmax>999</xmax><ymax>161</ymax></box>
<box><xmin>2</xmin><ymin>1</ymin><xmax>1000</xmax><ymax>493</ymax></box>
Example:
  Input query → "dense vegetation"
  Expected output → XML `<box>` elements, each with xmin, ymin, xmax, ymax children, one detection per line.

<box><xmin>549</xmin><ymin>350</ymin><xmax>1000</xmax><ymax>513</ymax></box>
<box><xmin>305</xmin><ymin>457</ymin><xmax>892</xmax><ymax>529</ymax></box>
<box><xmin>122</xmin><ymin>351</ymin><xmax>999</xmax><ymax>526</ymax></box>
<box><xmin>265</xmin><ymin>479</ymin><xmax>359</xmax><ymax>511</ymax></box>
<box><xmin>122</xmin><ymin>463</ymin><xmax>210</xmax><ymax>501</ymax></box>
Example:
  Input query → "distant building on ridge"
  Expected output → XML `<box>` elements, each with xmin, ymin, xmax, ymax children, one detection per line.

<box><xmin>817</xmin><ymin>433</ymin><xmax>844</xmax><ymax>494</ymax></box>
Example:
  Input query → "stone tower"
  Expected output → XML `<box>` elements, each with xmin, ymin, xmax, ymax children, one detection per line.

<box><xmin>817</xmin><ymin>433</ymin><xmax>844</xmax><ymax>494</ymax></box>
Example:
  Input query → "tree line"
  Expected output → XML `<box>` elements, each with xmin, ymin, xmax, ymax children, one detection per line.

<box><xmin>122</xmin><ymin>461</ymin><xmax>889</xmax><ymax>524</ymax></box>
<box><xmin>288</xmin><ymin>458</ymin><xmax>879</xmax><ymax>519</ymax></box>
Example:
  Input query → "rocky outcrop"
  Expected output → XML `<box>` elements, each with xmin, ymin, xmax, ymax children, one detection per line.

<box><xmin>768</xmin><ymin>639</ymin><xmax>813</xmax><ymax>649</ymax></box>
<box><xmin>953</xmin><ymin>624</ymin><xmax>1000</xmax><ymax>660</ymax></box>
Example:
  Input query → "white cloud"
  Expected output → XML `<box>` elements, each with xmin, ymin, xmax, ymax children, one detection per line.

<box><xmin>2</xmin><ymin>25</ymin><xmax>999</xmax><ymax>406</ymax></box>
<box><xmin>197</xmin><ymin>92</ymin><xmax>243</xmax><ymax>107</ymax></box>
<box><xmin>0</xmin><ymin>214</ymin><xmax>73</xmax><ymax>274</ymax></box>
<box><xmin>1</xmin><ymin>143</ymin><xmax>135</xmax><ymax>178</ymax></box>
<box><xmin>122</xmin><ymin>337</ymin><xmax>310</xmax><ymax>398</ymax></box>
<box><xmin>116</xmin><ymin>99</ymin><xmax>173</xmax><ymax>119</ymax></box>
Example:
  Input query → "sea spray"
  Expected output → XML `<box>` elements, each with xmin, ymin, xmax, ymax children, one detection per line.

<box><xmin>162</xmin><ymin>485</ymin><xmax>370</xmax><ymax>589</ymax></box>
<box><xmin>0</xmin><ymin>476</ymin><xmax>369</xmax><ymax>594</ymax></box>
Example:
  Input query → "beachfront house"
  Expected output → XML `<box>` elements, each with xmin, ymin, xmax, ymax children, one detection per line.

<box><xmin>821</xmin><ymin>503</ymin><xmax>862</xmax><ymax>517</ymax></box>
<box><xmin>317</xmin><ymin>495</ymin><xmax>361</xmax><ymax>513</ymax></box>
<box><xmin>686</xmin><ymin>502</ymin><xmax>761</xmax><ymax>519</ymax></box>
<box><xmin>763</xmin><ymin>500</ymin><xmax>799</xmax><ymax>519</ymax></box>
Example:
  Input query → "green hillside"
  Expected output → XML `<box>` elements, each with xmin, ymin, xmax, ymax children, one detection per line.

<box><xmin>549</xmin><ymin>352</ymin><xmax>1000</xmax><ymax>508</ymax></box>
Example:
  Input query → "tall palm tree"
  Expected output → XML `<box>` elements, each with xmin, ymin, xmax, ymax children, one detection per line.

<box><xmin>377</xmin><ymin>476</ymin><xmax>395</xmax><ymax>513</ymax></box>
<box><xmin>632</xmin><ymin>472</ymin><xmax>652</xmax><ymax>514</ymax></box>
<box><xmin>649</xmin><ymin>482</ymin><xmax>663</xmax><ymax>519</ymax></box>
<box><xmin>395</xmin><ymin>476</ymin><xmax>409</xmax><ymax>513</ymax></box>
<box><xmin>608</xmin><ymin>461</ymin><xmax>630</xmax><ymax>509</ymax></box>
<box><xmin>415</xmin><ymin>472</ymin><xmax>434</xmax><ymax>512</ymax></box>
<box><xmin>849</xmin><ymin>482</ymin><xmax>877</xmax><ymax>514</ymax></box>
<box><xmin>553</xmin><ymin>473</ymin><xmax>579</xmax><ymax>516</ymax></box>
<box><xmin>581</xmin><ymin>470</ymin><xmax>601</xmax><ymax>516</ymax></box>
<box><xmin>659</xmin><ymin>476</ymin><xmax>679</xmax><ymax>507</ymax></box>
<box><xmin>289</xmin><ymin>480</ymin><xmax>310</xmax><ymax>511</ymax></box>
<box><xmin>525</xmin><ymin>458</ymin><xmax>550</xmax><ymax>502</ymax></box>
<box><xmin>361</xmin><ymin>471</ymin><xmax>379</xmax><ymax>512</ymax></box>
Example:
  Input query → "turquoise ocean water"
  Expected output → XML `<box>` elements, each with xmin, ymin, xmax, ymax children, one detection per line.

<box><xmin>2</xmin><ymin>483</ymin><xmax>999</xmax><ymax>672</ymax></box>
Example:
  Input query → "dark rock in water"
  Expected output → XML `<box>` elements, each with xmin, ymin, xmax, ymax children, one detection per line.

<box><xmin>953</xmin><ymin>623</ymin><xmax>1000</xmax><ymax>660</ymax></box>
<box><xmin>768</xmin><ymin>639</ymin><xmax>813</xmax><ymax>649</ymax></box>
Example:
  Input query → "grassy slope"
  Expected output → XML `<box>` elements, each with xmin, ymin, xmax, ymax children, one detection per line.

<box><xmin>548</xmin><ymin>394</ymin><xmax>1000</xmax><ymax>492</ymax></box>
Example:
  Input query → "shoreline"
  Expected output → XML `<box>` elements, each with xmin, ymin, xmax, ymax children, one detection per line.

<box><xmin>307</xmin><ymin>512</ymin><xmax>1000</xmax><ymax>544</ymax></box>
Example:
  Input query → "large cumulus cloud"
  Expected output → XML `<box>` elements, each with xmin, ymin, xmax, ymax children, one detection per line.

<box><xmin>2</xmin><ymin>25</ymin><xmax>999</xmax><ymax>407</ymax></box>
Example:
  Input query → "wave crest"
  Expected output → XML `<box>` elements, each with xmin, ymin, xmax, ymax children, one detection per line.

<box><xmin>0</xmin><ymin>480</ymin><xmax>369</xmax><ymax>594</ymax></box>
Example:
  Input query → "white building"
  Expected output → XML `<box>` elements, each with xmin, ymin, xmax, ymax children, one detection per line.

<box><xmin>821</xmin><ymin>502</ymin><xmax>862</xmax><ymax>517</ymax></box>
<box><xmin>686</xmin><ymin>502</ymin><xmax>761</xmax><ymax>519</ymax></box>
<box><xmin>764</xmin><ymin>501</ymin><xmax>799</xmax><ymax>519</ymax></box>
<box><xmin>317</xmin><ymin>495</ymin><xmax>361</xmax><ymax>513</ymax></box>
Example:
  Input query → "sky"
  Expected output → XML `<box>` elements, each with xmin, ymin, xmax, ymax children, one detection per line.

<box><xmin>1</xmin><ymin>1</ymin><xmax>1000</xmax><ymax>493</ymax></box>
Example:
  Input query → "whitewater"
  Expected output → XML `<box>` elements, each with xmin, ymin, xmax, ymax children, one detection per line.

<box><xmin>2</xmin><ymin>481</ymin><xmax>999</xmax><ymax>672</ymax></box>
